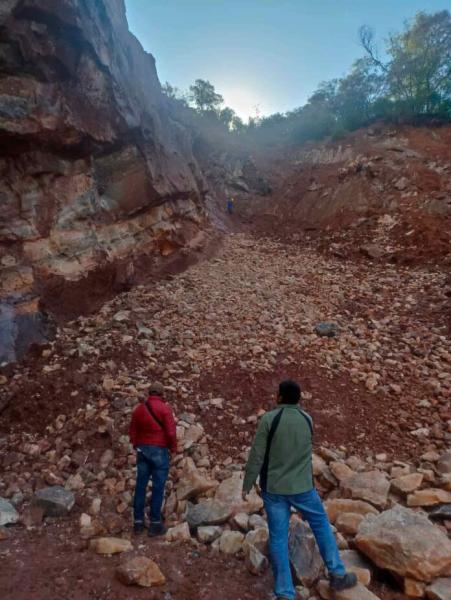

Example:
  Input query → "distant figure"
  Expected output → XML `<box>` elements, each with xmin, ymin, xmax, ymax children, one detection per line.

<box><xmin>227</xmin><ymin>196</ymin><xmax>235</xmax><ymax>215</ymax></box>
<box><xmin>243</xmin><ymin>380</ymin><xmax>357</xmax><ymax>600</ymax></box>
<box><xmin>129</xmin><ymin>382</ymin><xmax>177</xmax><ymax>536</ymax></box>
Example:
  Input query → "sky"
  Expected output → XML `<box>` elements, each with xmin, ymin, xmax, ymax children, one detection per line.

<box><xmin>124</xmin><ymin>0</ymin><xmax>450</xmax><ymax>121</ymax></box>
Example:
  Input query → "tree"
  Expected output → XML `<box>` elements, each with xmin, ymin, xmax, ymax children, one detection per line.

<box><xmin>361</xmin><ymin>11</ymin><xmax>451</xmax><ymax>117</ymax></box>
<box><xmin>334</xmin><ymin>58</ymin><xmax>385</xmax><ymax>128</ymax></box>
<box><xmin>231</xmin><ymin>114</ymin><xmax>246</xmax><ymax>132</ymax></box>
<box><xmin>218</xmin><ymin>106</ymin><xmax>236</xmax><ymax>128</ymax></box>
<box><xmin>189</xmin><ymin>79</ymin><xmax>224</xmax><ymax>112</ymax></box>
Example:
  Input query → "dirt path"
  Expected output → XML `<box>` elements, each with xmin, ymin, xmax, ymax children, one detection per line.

<box><xmin>0</xmin><ymin>232</ymin><xmax>449</xmax><ymax>599</ymax></box>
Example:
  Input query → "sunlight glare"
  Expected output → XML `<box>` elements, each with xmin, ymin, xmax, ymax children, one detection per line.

<box><xmin>221</xmin><ymin>87</ymin><xmax>263</xmax><ymax>122</ymax></box>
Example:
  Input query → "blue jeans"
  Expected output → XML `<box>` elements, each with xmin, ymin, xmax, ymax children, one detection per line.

<box><xmin>133</xmin><ymin>445</ymin><xmax>169</xmax><ymax>524</ymax></box>
<box><xmin>263</xmin><ymin>489</ymin><xmax>345</xmax><ymax>600</ymax></box>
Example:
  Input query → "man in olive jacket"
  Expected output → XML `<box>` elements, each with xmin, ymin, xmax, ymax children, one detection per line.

<box><xmin>243</xmin><ymin>380</ymin><xmax>357</xmax><ymax>600</ymax></box>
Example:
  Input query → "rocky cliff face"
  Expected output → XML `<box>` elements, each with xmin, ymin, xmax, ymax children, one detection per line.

<box><xmin>0</xmin><ymin>0</ymin><xmax>211</xmax><ymax>363</ymax></box>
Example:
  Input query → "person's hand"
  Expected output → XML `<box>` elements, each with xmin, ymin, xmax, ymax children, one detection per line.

<box><xmin>242</xmin><ymin>489</ymin><xmax>250</xmax><ymax>502</ymax></box>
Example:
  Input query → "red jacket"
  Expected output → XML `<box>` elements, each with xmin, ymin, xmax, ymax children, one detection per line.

<box><xmin>129</xmin><ymin>395</ymin><xmax>177</xmax><ymax>452</ymax></box>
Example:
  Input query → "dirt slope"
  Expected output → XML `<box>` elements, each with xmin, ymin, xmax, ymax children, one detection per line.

<box><xmin>0</xmin><ymin>232</ymin><xmax>449</xmax><ymax>599</ymax></box>
<box><xmin>248</xmin><ymin>124</ymin><xmax>451</xmax><ymax>266</ymax></box>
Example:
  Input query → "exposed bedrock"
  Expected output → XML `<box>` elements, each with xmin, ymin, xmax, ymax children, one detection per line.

<box><xmin>0</xmin><ymin>0</ymin><xmax>265</xmax><ymax>362</ymax></box>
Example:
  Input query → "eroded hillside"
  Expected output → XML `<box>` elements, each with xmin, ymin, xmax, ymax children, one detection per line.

<box><xmin>249</xmin><ymin>125</ymin><xmax>451</xmax><ymax>266</ymax></box>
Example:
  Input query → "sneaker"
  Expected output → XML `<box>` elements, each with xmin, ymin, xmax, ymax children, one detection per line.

<box><xmin>329</xmin><ymin>572</ymin><xmax>358</xmax><ymax>591</ymax></box>
<box><xmin>133</xmin><ymin>522</ymin><xmax>145</xmax><ymax>535</ymax></box>
<box><xmin>148</xmin><ymin>521</ymin><xmax>167</xmax><ymax>537</ymax></box>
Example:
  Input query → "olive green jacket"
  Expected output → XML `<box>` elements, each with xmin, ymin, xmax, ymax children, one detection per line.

<box><xmin>243</xmin><ymin>404</ymin><xmax>314</xmax><ymax>495</ymax></box>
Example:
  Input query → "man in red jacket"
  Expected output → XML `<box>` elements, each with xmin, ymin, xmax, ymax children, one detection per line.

<box><xmin>129</xmin><ymin>382</ymin><xmax>177</xmax><ymax>536</ymax></box>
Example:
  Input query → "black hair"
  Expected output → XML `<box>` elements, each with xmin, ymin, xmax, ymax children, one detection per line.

<box><xmin>279</xmin><ymin>379</ymin><xmax>301</xmax><ymax>404</ymax></box>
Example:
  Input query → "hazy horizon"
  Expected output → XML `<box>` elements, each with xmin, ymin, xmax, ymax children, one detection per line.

<box><xmin>125</xmin><ymin>0</ymin><xmax>450</xmax><ymax>121</ymax></box>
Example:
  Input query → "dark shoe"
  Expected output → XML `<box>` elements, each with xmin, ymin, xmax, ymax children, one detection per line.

<box><xmin>148</xmin><ymin>521</ymin><xmax>167</xmax><ymax>537</ymax></box>
<box><xmin>133</xmin><ymin>522</ymin><xmax>145</xmax><ymax>535</ymax></box>
<box><xmin>329</xmin><ymin>572</ymin><xmax>358</xmax><ymax>591</ymax></box>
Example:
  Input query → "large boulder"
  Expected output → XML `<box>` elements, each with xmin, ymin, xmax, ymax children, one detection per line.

<box><xmin>0</xmin><ymin>498</ymin><xmax>19</xmax><ymax>526</ymax></box>
<box><xmin>341</xmin><ymin>471</ymin><xmax>390</xmax><ymax>509</ymax></box>
<box><xmin>214</xmin><ymin>472</ymin><xmax>263</xmax><ymax>515</ymax></box>
<box><xmin>33</xmin><ymin>486</ymin><xmax>75</xmax><ymax>517</ymax></box>
<box><xmin>355</xmin><ymin>505</ymin><xmax>451</xmax><ymax>582</ymax></box>
<box><xmin>186</xmin><ymin>499</ymin><xmax>232</xmax><ymax>529</ymax></box>
<box><xmin>289</xmin><ymin>518</ymin><xmax>323</xmax><ymax>586</ymax></box>
<box><xmin>176</xmin><ymin>469</ymin><xmax>216</xmax><ymax>501</ymax></box>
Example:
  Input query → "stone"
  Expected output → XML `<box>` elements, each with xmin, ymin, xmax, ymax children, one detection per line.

<box><xmin>394</xmin><ymin>176</ymin><xmax>409</xmax><ymax>190</ymax></box>
<box><xmin>404</xmin><ymin>578</ymin><xmax>426</xmax><ymax>598</ymax></box>
<box><xmin>341</xmin><ymin>471</ymin><xmax>390</xmax><ymax>508</ymax></box>
<box><xmin>186</xmin><ymin>499</ymin><xmax>232</xmax><ymax>529</ymax></box>
<box><xmin>407</xmin><ymin>489</ymin><xmax>451</xmax><ymax>507</ymax></box>
<box><xmin>355</xmin><ymin>505</ymin><xmax>451</xmax><ymax>582</ymax></box>
<box><xmin>233</xmin><ymin>512</ymin><xmax>249</xmax><ymax>531</ymax></box>
<box><xmin>0</xmin><ymin>527</ymin><xmax>10</xmax><ymax>540</ymax></box>
<box><xmin>165</xmin><ymin>522</ymin><xmax>191</xmax><ymax>542</ymax></box>
<box><xmin>0</xmin><ymin>497</ymin><xmax>19</xmax><ymax>526</ymax></box>
<box><xmin>197</xmin><ymin>526</ymin><xmax>223</xmax><ymax>543</ymax></box>
<box><xmin>89</xmin><ymin>537</ymin><xmax>133</xmax><ymax>555</ymax></box>
<box><xmin>317</xmin><ymin>580</ymin><xmax>380</xmax><ymax>600</ymax></box>
<box><xmin>80</xmin><ymin>513</ymin><xmax>92</xmax><ymax>528</ymax></box>
<box><xmin>335</xmin><ymin>513</ymin><xmax>365</xmax><ymax>536</ymax></box>
<box><xmin>218</xmin><ymin>530</ymin><xmax>244</xmax><ymax>555</ymax></box>
<box><xmin>313</xmin><ymin>454</ymin><xmax>328</xmax><ymax>476</ymax></box>
<box><xmin>330</xmin><ymin>461</ymin><xmax>355</xmax><ymax>483</ymax></box>
<box><xmin>360</xmin><ymin>244</ymin><xmax>385</xmax><ymax>260</ymax></box>
<box><xmin>215</xmin><ymin>472</ymin><xmax>263</xmax><ymax>515</ymax></box>
<box><xmin>325</xmin><ymin>499</ymin><xmax>379</xmax><ymax>524</ymax></box>
<box><xmin>426</xmin><ymin>578</ymin><xmax>451</xmax><ymax>600</ymax></box>
<box><xmin>89</xmin><ymin>498</ymin><xmax>102</xmax><ymax>516</ymax></box>
<box><xmin>245</xmin><ymin>544</ymin><xmax>269</xmax><ymax>575</ymax></box>
<box><xmin>315</xmin><ymin>322</ymin><xmax>339</xmax><ymax>338</ymax></box>
<box><xmin>33</xmin><ymin>486</ymin><xmax>75</xmax><ymax>517</ymax></box>
<box><xmin>341</xmin><ymin>550</ymin><xmax>372</xmax><ymax>586</ymax></box>
<box><xmin>99</xmin><ymin>449</ymin><xmax>114</xmax><ymax>469</ymax></box>
<box><xmin>437</xmin><ymin>451</ymin><xmax>451</xmax><ymax>475</ymax></box>
<box><xmin>176</xmin><ymin>470</ymin><xmax>216</xmax><ymax>501</ymax></box>
<box><xmin>80</xmin><ymin>521</ymin><xmax>107</xmax><ymax>540</ymax></box>
<box><xmin>183</xmin><ymin>425</ymin><xmax>204</xmax><ymax>448</ymax></box>
<box><xmin>391</xmin><ymin>473</ymin><xmax>424</xmax><ymax>495</ymax></box>
<box><xmin>244</xmin><ymin>527</ymin><xmax>269</xmax><ymax>556</ymax></box>
<box><xmin>289</xmin><ymin>518</ymin><xmax>323</xmax><ymax>586</ymax></box>
<box><xmin>116</xmin><ymin>556</ymin><xmax>166</xmax><ymax>587</ymax></box>
<box><xmin>296</xmin><ymin>587</ymin><xmax>311</xmax><ymax>600</ymax></box>
<box><xmin>248</xmin><ymin>514</ymin><xmax>267</xmax><ymax>530</ymax></box>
